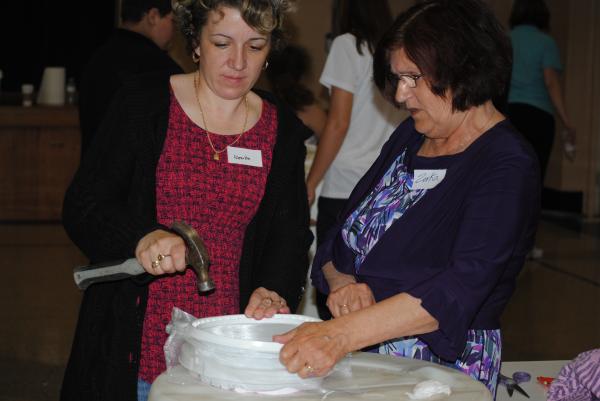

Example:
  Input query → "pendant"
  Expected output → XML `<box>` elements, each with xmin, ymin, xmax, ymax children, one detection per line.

<box><xmin>213</xmin><ymin>152</ymin><xmax>220</xmax><ymax>161</ymax></box>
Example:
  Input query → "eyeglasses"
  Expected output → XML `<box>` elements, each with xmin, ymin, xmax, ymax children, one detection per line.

<box><xmin>388</xmin><ymin>72</ymin><xmax>424</xmax><ymax>89</ymax></box>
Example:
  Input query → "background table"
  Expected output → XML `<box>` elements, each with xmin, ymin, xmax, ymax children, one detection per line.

<box><xmin>497</xmin><ymin>360</ymin><xmax>568</xmax><ymax>401</ymax></box>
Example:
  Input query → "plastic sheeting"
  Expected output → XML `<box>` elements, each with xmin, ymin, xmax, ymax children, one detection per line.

<box><xmin>150</xmin><ymin>352</ymin><xmax>492</xmax><ymax>401</ymax></box>
<box><xmin>164</xmin><ymin>309</ymin><xmax>328</xmax><ymax>392</ymax></box>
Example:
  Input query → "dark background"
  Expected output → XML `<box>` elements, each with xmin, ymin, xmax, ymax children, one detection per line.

<box><xmin>0</xmin><ymin>1</ymin><xmax>116</xmax><ymax>92</ymax></box>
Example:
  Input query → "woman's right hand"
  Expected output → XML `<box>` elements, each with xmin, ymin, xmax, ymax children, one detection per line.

<box><xmin>135</xmin><ymin>229</ymin><xmax>187</xmax><ymax>275</ymax></box>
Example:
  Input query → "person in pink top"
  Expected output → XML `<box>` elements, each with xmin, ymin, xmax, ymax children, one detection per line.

<box><xmin>60</xmin><ymin>1</ymin><xmax>312</xmax><ymax>400</ymax></box>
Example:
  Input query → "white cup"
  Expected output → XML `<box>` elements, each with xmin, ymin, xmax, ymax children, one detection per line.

<box><xmin>21</xmin><ymin>83</ymin><xmax>34</xmax><ymax>107</ymax></box>
<box><xmin>37</xmin><ymin>66</ymin><xmax>66</xmax><ymax>106</ymax></box>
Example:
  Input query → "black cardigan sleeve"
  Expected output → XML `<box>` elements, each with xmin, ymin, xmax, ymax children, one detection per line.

<box><xmin>243</xmin><ymin>94</ymin><xmax>314</xmax><ymax>312</ymax></box>
<box><xmin>62</xmin><ymin>78</ymin><xmax>168</xmax><ymax>263</ymax></box>
<box><xmin>253</xmin><ymin>141</ymin><xmax>313</xmax><ymax>311</ymax></box>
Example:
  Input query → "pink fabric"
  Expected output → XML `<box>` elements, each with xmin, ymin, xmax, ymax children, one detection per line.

<box><xmin>138</xmin><ymin>91</ymin><xmax>277</xmax><ymax>383</ymax></box>
<box><xmin>547</xmin><ymin>349</ymin><xmax>600</xmax><ymax>401</ymax></box>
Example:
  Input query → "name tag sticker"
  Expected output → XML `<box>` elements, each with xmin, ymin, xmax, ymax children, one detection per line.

<box><xmin>227</xmin><ymin>146</ymin><xmax>263</xmax><ymax>167</ymax></box>
<box><xmin>412</xmin><ymin>169</ymin><xmax>446</xmax><ymax>190</ymax></box>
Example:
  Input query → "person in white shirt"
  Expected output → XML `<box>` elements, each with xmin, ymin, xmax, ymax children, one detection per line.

<box><xmin>305</xmin><ymin>0</ymin><xmax>407</xmax><ymax>319</ymax></box>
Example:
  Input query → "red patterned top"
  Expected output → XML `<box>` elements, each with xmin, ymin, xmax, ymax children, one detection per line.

<box><xmin>138</xmin><ymin>90</ymin><xmax>278</xmax><ymax>382</ymax></box>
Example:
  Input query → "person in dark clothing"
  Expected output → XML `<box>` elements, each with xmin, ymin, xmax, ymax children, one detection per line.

<box><xmin>274</xmin><ymin>1</ymin><xmax>539</xmax><ymax>399</ymax></box>
<box><xmin>78</xmin><ymin>0</ymin><xmax>183</xmax><ymax>158</ymax></box>
<box><xmin>60</xmin><ymin>1</ymin><xmax>311</xmax><ymax>401</ymax></box>
<box><xmin>265</xmin><ymin>44</ymin><xmax>327</xmax><ymax>138</ymax></box>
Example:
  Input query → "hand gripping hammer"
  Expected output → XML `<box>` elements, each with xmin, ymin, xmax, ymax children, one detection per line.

<box><xmin>73</xmin><ymin>221</ymin><xmax>215</xmax><ymax>292</ymax></box>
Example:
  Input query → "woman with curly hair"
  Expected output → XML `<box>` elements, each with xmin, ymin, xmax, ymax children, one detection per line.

<box><xmin>60</xmin><ymin>1</ymin><xmax>312</xmax><ymax>400</ymax></box>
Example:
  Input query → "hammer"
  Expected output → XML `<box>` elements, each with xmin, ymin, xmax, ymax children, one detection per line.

<box><xmin>73</xmin><ymin>221</ymin><xmax>215</xmax><ymax>292</ymax></box>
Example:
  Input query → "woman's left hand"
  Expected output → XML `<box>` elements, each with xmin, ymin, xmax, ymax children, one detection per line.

<box><xmin>244</xmin><ymin>287</ymin><xmax>290</xmax><ymax>320</ymax></box>
<box><xmin>327</xmin><ymin>282</ymin><xmax>375</xmax><ymax>318</ymax></box>
<box><xmin>274</xmin><ymin>321</ymin><xmax>349</xmax><ymax>378</ymax></box>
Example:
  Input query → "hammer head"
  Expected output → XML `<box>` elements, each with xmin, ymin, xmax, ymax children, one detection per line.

<box><xmin>170</xmin><ymin>221</ymin><xmax>215</xmax><ymax>292</ymax></box>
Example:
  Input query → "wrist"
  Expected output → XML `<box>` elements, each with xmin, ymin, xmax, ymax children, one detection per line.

<box><xmin>325</xmin><ymin>318</ymin><xmax>355</xmax><ymax>355</ymax></box>
<box><xmin>306</xmin><ymin>177</ymin><xmax>318</xmax><ymax>191</ymax></box>
<box><xmin>326</xmin><ymin>273</ymin><xmax>356</xmax><ymax>292</ymax></box>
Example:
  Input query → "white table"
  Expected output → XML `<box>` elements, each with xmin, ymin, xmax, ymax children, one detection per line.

<box><xmin>149</xmin><ymin>352</ymin><xmax>492</xmax><ymax>401</ymax></box>
<box><xmin>497</xmin><ymin>360</ymin><xmax>568</xmax><ymax>401</ymax></box>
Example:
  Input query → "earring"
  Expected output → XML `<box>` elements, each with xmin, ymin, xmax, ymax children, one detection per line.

<box><xmin>263</xmin><ymin>61</ymin><xmax>269</xmax><ymax>70</ymax></box>
<box><xmin>192</xmin><ymin>51</ymin><xmax>200</xmax><ymax>63</ymax></box>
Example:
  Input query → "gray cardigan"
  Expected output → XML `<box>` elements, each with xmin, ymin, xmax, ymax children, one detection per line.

<box><xmin>60</xmin><ymin>73</ymin><xmax>313</xmax><ymax>401</ymax></box>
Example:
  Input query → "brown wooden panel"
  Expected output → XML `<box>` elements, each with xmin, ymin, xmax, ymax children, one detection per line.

<box><xmin>36</xmin><ymin>128</ymin><xmax>81</xmax><ymax>220</ymax></box>
<box><xmin>0</xmin><ymin>106</ymin><xmax>80</xmax><ymax>220</ymax></box>
<box><xmin>0</xmin><ymin>127</ymin><xmax>40</xmax><ymax>219</ymax></box>
<box><xmin>0</xmin><ymin>105</ymin><xmax>79</xmax><ymax>128</ymax></box>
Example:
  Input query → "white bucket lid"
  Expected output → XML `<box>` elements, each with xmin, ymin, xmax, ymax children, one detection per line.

<box><xmin>187</xmin><ymin>314</ymin><xmax>321</xmax><ymax>352</ymax></box>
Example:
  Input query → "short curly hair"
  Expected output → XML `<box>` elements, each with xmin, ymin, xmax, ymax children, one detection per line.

<box><xmin>172</xmin><ymin>0</ymin><xmax>294</xmax><ymax>54</ymax></box>
<box><xmin>373</xmin><ymin>0</ymin><xmax>512</xmax><ymax>112</ymax></box>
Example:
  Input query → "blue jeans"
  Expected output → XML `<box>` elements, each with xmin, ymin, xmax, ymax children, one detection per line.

<box><xmin>137</xmin><ymin>379</ymin><xmax>152</xmax><ymax>401</ymax></box>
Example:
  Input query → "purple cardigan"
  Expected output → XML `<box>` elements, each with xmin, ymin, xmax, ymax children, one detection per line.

<box><xmin>311</xmin><ymin>117</ymin><xmax>540</xmax><ymax>361</ymax></box>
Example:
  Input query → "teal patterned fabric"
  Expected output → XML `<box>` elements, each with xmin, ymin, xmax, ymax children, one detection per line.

<box><xmin>379</xmin><ymin>329</ymin><xmax>502</xmax><ymax>398</ymax></box>
<box><xmin>341</xmin><ymin>149</ymin><xmax>427</xmax><ymax>271</ymax></box>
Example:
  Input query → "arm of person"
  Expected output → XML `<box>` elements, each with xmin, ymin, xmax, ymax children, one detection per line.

<box><xmin>247</xmin><ymin>125</ymin><xmax>313</xmax><ymax>313</ymax></box>
<box><xmin>297</xmin><ymin>103</ymin><xmax>328</xmax><ymax>139</ymax></box>
<box><xmin>305</xmin><ymin>87</ymin><xmax>353</xmax><ymax>204</ymax></box>
<box><xmin>544</xmin><ymin>67</ymin><xmax>576</xmax><ymax>144</ymax></box>
<box><xmin>322</xmin><ymin>261</ymin><xmax>376</xmax><ymax>317</ymax></box>
<box><xmin>275</xmin><ymin>292</ymin><xmax>438</xmax><ymax>378</ymax></box>
<box><xmin>62</xmin><ymin>82</ymin><xmax>166</xmax><ymax>263</ymax></box>
<box><xmin>405</xmin><ymin>147</ymin><xmax>540</xmax><ymax>360</ymax></box>
<box><xmin>278</xmin><ymin>142</ymin><xmax>540</xmax><ymax>374</ymax></box>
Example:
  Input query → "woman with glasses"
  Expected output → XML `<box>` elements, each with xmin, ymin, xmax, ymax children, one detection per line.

<box><xmin>274</xmin><ymin>0</ymin><xmax>540</xmax><ymax>398</ymax></box>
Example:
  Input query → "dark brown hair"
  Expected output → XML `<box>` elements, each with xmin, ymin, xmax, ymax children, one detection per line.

<box><xmin>373</xmin><ymin>0</ymin><xmax>512</xmax><ymax>111</ymax></box>
<box><xmin>332</xmin><ymin>0</ymin><xmax>393</xmax><ymax>55</ymax></box>
<box><xmin>509</xmin><ymin>0</ymin><xmax>550</xmax><ymax>31</ymax></box>
<box><xmin>266</xmin><ymin>45</ymin><xmax>314</xmax><ymax>111</ymax></box>
<box><xmin>121</xmin><ymin>0</ymin><xmax>173</xmax><ymax>22</ymax></box>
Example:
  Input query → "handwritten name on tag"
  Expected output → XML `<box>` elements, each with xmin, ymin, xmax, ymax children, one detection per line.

<box><xmin>227</xmin><ymin>146</ymin><xmax>263</xmax><ymax>167</ymax></box>
<box><xmin>411</xmin><ymin>169</ymin><xmax>446</xmax><ymax>190</ymax></box>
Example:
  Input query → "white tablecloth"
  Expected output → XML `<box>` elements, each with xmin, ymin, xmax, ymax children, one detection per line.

<box><xmin>149</xmin><ymin>352</ymin><xmax>492</xmax><ymax>401</ymax></box>
<box><xmin>497</xmin><ymin>360</ymin><xmax>568</xmax><ymax>401</ymax></box>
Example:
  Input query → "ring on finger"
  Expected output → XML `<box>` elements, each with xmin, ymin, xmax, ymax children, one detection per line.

<box><xmin>157</xmin><ymin>253</ymin><xmax>170</xmax><ymax>261</ymax></box>
<box><xmin>151</xmin><ymin>260</ymin><xmax>161</xmax><ymax>269</ymax></box>
<box><xmin>262</xmin><ymin>298</ymin><xmax>273</xmax><ymax>306</ymax></box>
<box><xmin>304</xmin><ymin>363</ymin><xmax>314</xmax><ymax>374</ymax></box>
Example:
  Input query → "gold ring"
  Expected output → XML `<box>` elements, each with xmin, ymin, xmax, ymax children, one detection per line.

<box><xmin>157</xmin><ymin>253</ymin><xmax>170</xmax><ymax>261</ymax></box>
<box><xmin>151</xmin><ymin>260</ymin><xmax>161</xmax><ymax>269</ymax></box>
<box><xmin>305</xmin><ymin>364</ymin><xmax>314</xmax><ymax>373</ymax></box>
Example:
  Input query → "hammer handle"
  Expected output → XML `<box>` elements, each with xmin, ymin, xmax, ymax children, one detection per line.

<box><xmin>73</xmin><ymin>258</ymin><xmax>145</xmax><ymax>290</ymax></box>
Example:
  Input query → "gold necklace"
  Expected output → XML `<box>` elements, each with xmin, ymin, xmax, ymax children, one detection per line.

<box><xmin>193</xmin><ymin>70</ymin><xmax>248</xmax><ymax>160</ymax></box>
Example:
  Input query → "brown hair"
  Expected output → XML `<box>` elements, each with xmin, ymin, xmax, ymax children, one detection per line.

<box><xmin>172</xmin><ymin>0</ymin><xmax>294</xmax><ymax>53</ymax></box>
